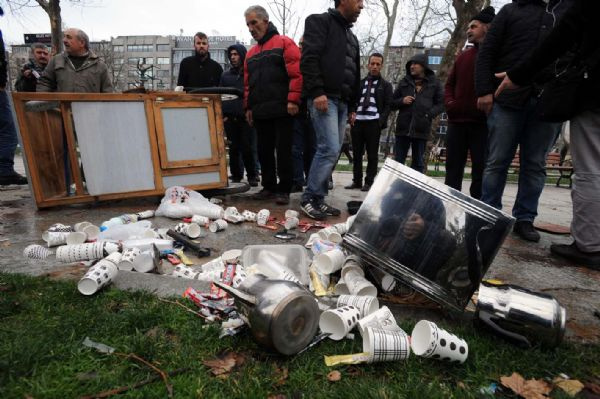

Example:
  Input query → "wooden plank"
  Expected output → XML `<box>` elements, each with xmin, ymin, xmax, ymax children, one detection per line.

<box><xmin>144</xmin><ymin>99</ymin><xmax>164</xmax><ymax>192</ymax></box>
<box><xmin>161</xmin><ymin>164</ymin><xmax>221</xmax><ymax>176</ymax></box>
<box><xmin>212</xmin><ymin>97</ymin><xmax>228</xmax><ymax>185</ymax></box>
<box><xmin>60</xmin><ymin>103</ymin><xmax>85</xmax><ymax>196</ymax></box>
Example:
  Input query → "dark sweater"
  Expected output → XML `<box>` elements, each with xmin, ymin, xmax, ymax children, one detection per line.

<box><xmin>177</xmin><ymin>53</ymin><xmax>223</xmax><ymax>89</ymax></box>
<box><xmin>444</xmin><ymin>46</ymin><xmax>486</xmax><ymax>124</ymax></box>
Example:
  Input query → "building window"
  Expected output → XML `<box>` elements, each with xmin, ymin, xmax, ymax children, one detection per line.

<box><xmin>114</xmin><ymin>58</ymin><xmax>124</xmax><ymax>65</ymax></box>
<box><xmin>113</xmin><ymin>45</ymin><xmax>124</xmax><ymax>52</ymax></box>
<box><xmin>128</xmin><ymin>70</ymin><xmax>138</xmax><ymax>77</ymax></box>
<box><xmin>155</xmin><ymin>69</ymin><xmax>169</xmax><ymax>77</ymax></box>
<box><xmin>428</xmin><ymin>56</ymin><xmax>442</xmax><ymax>65</ymax></box>
<box><xmin>157</xmin><ymin>44</ymin><xmax>170</xmax><ymax>52</ymax></box>
<box><xmin>157</xmin><ymin>57</ymin><xmax>170</xmax><ymax>65</ymax></box>
<box><xmin>127</xmin><ymin>44</ymin><xmax>154</xmax><ymax>52</ymax></box>
<box><xmin>128</xmin><ymin>57</ymin><xmax>154</xmax><ymax>65</ymax></box>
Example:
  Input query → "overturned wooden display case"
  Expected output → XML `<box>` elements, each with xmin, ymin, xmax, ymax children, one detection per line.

<box><xmin>12</xmin><ymin>92</ymin><xmax>228</xmax><ymax>208</ymax></box>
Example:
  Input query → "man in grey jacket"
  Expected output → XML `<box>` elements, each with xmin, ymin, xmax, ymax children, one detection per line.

<box><xmin>37</xmin><ymin>28</ymin><xmax>113</xmax><ymax>93</ymax></box>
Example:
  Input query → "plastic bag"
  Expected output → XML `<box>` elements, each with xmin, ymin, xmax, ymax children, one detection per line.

<box><xmin>155</xmin><ymin>186</ymin><xmax>225</xmax><ymax>219</ymax></box>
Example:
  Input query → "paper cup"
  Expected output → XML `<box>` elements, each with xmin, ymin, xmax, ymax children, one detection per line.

<box><xmin>333</xmin><ymin>222</ymin><xmax>348</xmax><ymax>235</ymax></box>
<box><xmin>66</xmin><ymin>231</ymin><xmax>87</xmax><ymax>245</ymax></box>
<box><xmin>82</xmin><ymin>224</ymin><xmax>100</xmax><ymax>241</ymax></box>
<box><xmin>256</xmin><ymin>209</ymin><xmax>270</xmax><ymax>226</ymax></box>
<box><xmin>42</xmin><ymin>231</ymin><xmax>68</xmax><ymax>247</ymax></box>
<box><xmin>284</xmin><ymin>209</ymin><xmax>299</xmax><ymax>219</ymax></box>
<box><xmin>74</xmin><ymin>221</ymin><xmax>92</xmax><ymax>232</ymax></box>
<box><xmin>201</xmin><ymin>257</ymin><xmax>225</xmax><ymax>272</ymax></box>
<box><xmin>209</xmin><ymin>219</ymin><xmax>228</xmax><ymax>233</ymax></box>
<box><xmin>77</xmin><ymin>259</ymin><xmax>118</xmax><ymax>296</ymax></box>
<box><xmin>346</xmin><ymin>215</ymin><xmax>357</xmax><ymax>229</ymax></box>
<box><xmin>224</xmin><ymin>207</ymin><xmax>245</xmax><ymax>224</ymax></box>
<box><xmin>341</xmin><ymin>259</ymin><xmax>364</xmax><ymax>282</ymax></box>
<box><xmin>175</xmin><ymin>222</ymin><xmax>202</xmax><ymax>238</ymax></box>
<box><xmin>172</xmin><ymin>265</ymin><xmax>199</xmax><ymax>279</ymax></box>
<box><xmin>345</xmin><ymin>272</ymin><xmax>378</xmax><ymax>297</ymax></box>
<box><xmin>47</xmin><ymin>223</ymin><xmax>74</xmax><ymax>233</ymax></box>
<box><xmin>56</xmin><ymin>242</ymin><xmax>105</xmax><ymax>262</ymax></box>
<box><xmin>191</xmin><ymin>214</ymin><xmax>210</xmax><ymax>226</ymax></box>
<box><xmin>411</xmin><ymin>320</ymin><xmax>469</xmax><ymax>363</ymax></box>
<box><xmin>132</xmin><ymin>250</ymin><xmax>156</xmax><ymax>273</ymax></box>
<box><xmin>357</xmin><ymin>306</ymin><xmax>402</xmax><ymax>335</ymax></box>
<box><xmin>284</xmin><ymin>217</ymin><xmax>299</xmax><ymax>230</ymax></box>
<box><xmin>363</xmin><ymin>327</ymin><xmax>410</xmax><ymax>363</ymax></box>
<box><xmin>222</xmin><ymin>249</ymin><xmax>242</xmax><ymax>264</ymax></box>
<box><xmin>23</xmin><ymin>244</ymin><xmax>53</xmax><ymax>260</ymax></box>
<box><xmin>118</xmin><ymin>247</ymin><xmax>140</xmax><ymax>270</ymax></box>
<box><xmin>241</xmin><ymin>210</ymin><xmax>257</xmax><ymax>222</ymax></box>
<box><xmin>318</xmin><ymin>227</ymin><xmax>342</xmax><ymax>244</ymax></box>
<box><xmin>315</xmin><ymin>248</ymin><xmax>345</xmax><ymax>275</ymax></box>
<box><xmin>305</xmin><ymin>233</ymin><xmax>321</xmax><ymax>249</ymax></box>
<box><xmin>319</xmin><ymin>305</ymin><xmax>361</xmax><ymax>340</ymax></box>
<box><xmin>337</xmin><ymin>295</ymin><xmax>379</xmax><ymax>318</ymax></box>
<box><xmin>104</xmin><ymin>252</ymin><xmax>122</xmax><ymax>266</ymax></box>
<box><xmin>197</xmin><ymin>204</ymin><xmax>224</xmax><ymax>220</ymax></box>
<box><xmin>232</xmin><ymin>270</ymin><xmax>248</xmax><ymax>288</ymax></box>
<box><xmin>368</xmin><ymin>267</ymin><xmax>397</xmax><ymax>292</ymax></box>
<box><xmin>196</xmin><ymin>269</ymin><xmax>223</xmax><ymax>282</ymax></box>
<box><xmin>334</xmin><ymin>281</ymin><xmax>350</xmax><ymax>295</ymax></box>
<box><xmin>136</xmin><ymin>210</ymin><xmax>155</xmax><ymax>219</ymax></box>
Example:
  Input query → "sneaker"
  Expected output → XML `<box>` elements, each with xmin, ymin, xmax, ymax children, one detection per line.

<box><xmin>301</xmin><ymin>200</ymin><xmax>327</xmax><ymax>220</ymax></box>
<box><xmin>0</xmin><ymin>173</ymin><xmax>27</xmax><ymax>186</ymax></box>
<box><xmin>275</xmin><ymin>193</ymin><xmax>290</xmax><ymax>205</ymax></box>
<box><xmin>250</xmin><ymin>189</ymin><xmax>275</xmax><ymax>200</ymax></box>
<box><xmin>361</xmin><ymin>183</ymin><xmax>371</xmax><ymax>192</ymax></box>
<box><xmin>290</xmin><ymin>184</ymin><xmax>303</xmax><ymax>193</ymax></box>
<box><xmin>513</xmin><ymin>220</ymin><xmax>540</xmax><ymax>242</ymax></box>
<box><xmin>550</xmin><ymin>242</ymin><xmax>600</xmax><ymax>269</ymax></box>
<box><xmin>344</xmin><ymin>183</ymin><xmax>362</xmax><ymax>190</ymax></box>
<box><xmin>318</xmin><ymin>202</ymin><xmax>341</xmax><ymax>217</ymax></box>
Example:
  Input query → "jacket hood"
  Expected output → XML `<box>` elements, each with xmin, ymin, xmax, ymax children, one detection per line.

<box><xmin>258</xmin><ymin>22</ymin><xmax>279</xmax><ymax>45</ymax></box>
<box><xmin>226</xmin><ymin>44</ymin><xmax>247</xmax><ymax>65</ymax></box>
<box><xmin>405</xmin><ymin>53</ymin><xmax>434</xmax><ymax>77</ymax></box>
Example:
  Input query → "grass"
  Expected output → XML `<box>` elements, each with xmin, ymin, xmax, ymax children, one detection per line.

<box><xmin>1</xmin><ymin>273</ymin><xmax>598</xmax><ymax>399</ymax></box>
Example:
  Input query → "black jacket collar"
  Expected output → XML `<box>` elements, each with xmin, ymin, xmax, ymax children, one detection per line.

<box><xmin>258</xmin><ymin>22</ymin><xmax>279</xmax><ymax>45</ymax></box>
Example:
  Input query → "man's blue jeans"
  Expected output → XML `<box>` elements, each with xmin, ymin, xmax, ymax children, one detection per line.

<box><xmin>481</xmin><ymin>100</ymin><xmax>560</xmax><ymax>221</ymax></box>
<box><xmin>302</xmin><ymin>98</ymin><xmax>347</xmax><ymax>203</ymax></box>
<box><xmin>0</xmin><ymin>90</ymin><xmax>18</xmax><ymax>176</ymax></box>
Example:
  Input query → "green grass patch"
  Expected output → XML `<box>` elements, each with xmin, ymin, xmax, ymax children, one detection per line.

<box><xmin>1</xmin><ymin>273</ymin><xmax>598</xmax><ymax>398</ymax></box>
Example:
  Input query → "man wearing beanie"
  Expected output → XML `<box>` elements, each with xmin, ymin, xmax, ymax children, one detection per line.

<box><xmin>475</xmin><ymin>0</ymin><xmax>573</xmax><ymax>243</ymax></box>
<box><xmin>443</xmin><ymin>6</ymin><xmax>495</xmax><ymax>199</ymax></box>
<box><xmin>390</xmin><ymin>53</ymin><xmax>444</xmax><ymax>173</ymax></box>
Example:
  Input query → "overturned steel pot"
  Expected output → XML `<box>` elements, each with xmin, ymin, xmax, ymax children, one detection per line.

<box><xmin>214</xmin><ymin>274</ymin><xmax>319</xmax><ymax>355</ymax></box>
<box><xmin>475</xmin><ymin>281</ymin><xmax>566</xmax><ymax>348</ymax></box>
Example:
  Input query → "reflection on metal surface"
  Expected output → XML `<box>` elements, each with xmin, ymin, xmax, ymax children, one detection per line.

<box><xmin>476</xmin><ymin>282</ymin><xmax>566</xmax><ymax>347</ymax></box>
<box><xmin>343</xmin><ymin>159</ymin><xmax>515</xmax><ymax>311</ymax></box>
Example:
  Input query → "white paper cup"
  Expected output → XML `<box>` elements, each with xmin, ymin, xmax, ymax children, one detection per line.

<box><xmin>66</xmin><ymin>231</ymin><xmax>87</xmax><ymax>245</ymax></box>
<box><xmin>411</xmin><ymin>320</ymin><xmax>469</xmax><ymax>364</ymax></box>
<box><xmin>136</xmin><ymin>210</ymin><xmax>155</xmax><ymax>219</ymax></box>
<box><xmin>334</xmin><ymin>281</ymin><xmax>350</xmax><ymax>295</ymax></box>
<box><xmin>175</xmin><ymin>222</ymin><xmax>202</xmax><ymax>238</ymax></box>
<box><xmin>305</xmin><ymin>233</ymin><xmax>321</xmax><ymax>248</ymax></box>
<box><xmin>209</xmin><ymin>219</ymin><xmax>228</xmax><ymax>233</ymax></box>
<box><xmin>201</xmin><ymin>257</ymin><xmax>225</xmax><ymax>272</ymax></box>
<box><xmin>104</xmin><ymin>252</ymin><xmax>122</xmax><ymax>266</ymax></box>
<box><xmin>118</xmin><ymin>247</ymin><xmax>140</xmax><ymax>271</ymax></box>
<box><xmin>319</xmin><ymin>305</ymin><xmax>361</xmax><ymax>340</ymax></box>
<box><xmin>363</xmin><ymin>327</ymin><xmax>410</xmax><ymax>363</ymax></box>
<box><xmin>341</xmin><ymin>259</ymin><xmax>364</xmax><ymax>281</ymax></box>
<box><xmin>82</xmin><ymin>224</ymin><xmax>100</xmax><ymax>241</ymax></box>
<box><xmin>315</xmin><ymin>248</ymin><xmax>345</xmax><ymax>275</ymax></box>
<box><xmin>284</xmin><ymin>209</ymin><xmax>299</xmax><ymax>219</ymax></box>
<box><xmin>337</xmin><ymin>295</ymin><xmax>379</xmax><ymax>318</ymax></box>
<box><xmin>345</xmin><ymin>272</ymin><xmax>378</xmax><ymax>297</ymax></box>
<box><xmin>77</xmin><ymin>259</ymin><xmax>118</xmax><ymax>296</ymax></box>
<box><xmin>232</xmin><ymin>270</ymin><xmax>248</xmax><ymax>288</ymax></box>
<box><xmin>221</xmin><ymin>249</ymin><xmax>242</xmax><ymax>264</ymax></box>
<box><xmin>284</xmin><ymin>216</ymin><xmax>299</xmax><ymax>230</ymax></box>
<box><xmin>191</xmin><ymin>214</ymin><xmax>210</xmax><ymax>226</ymax></box>
<box><xmin>196</xmin><ymin>269</ymin><xmax>223</xmax><ymax>282</ymax></box>
<box><xmin>47</xmin><ymin>223</ymin><xmax>74</xmax><ymax>233</ymax></box>
<box><xmin>23</xmin><ymin>244</ymin><xmax>53</xmax><ymax>260</ymax></box>
<box><xmin>333</xmin><ymin>222</ymin><xmax>348</xmax><ymax>235</ymax></box>
<box><xmin>56</xmin><ymin>242</ymin><xmax>105</xmax><ymax>262</ymax></box>
<box><xmin>172</xmin><ymin>265</ymin><xmax>199</xmax><ymax>279</ymax></box>
<box><xmin>224</xmin><ymin>207</ymin><xmax>244</xmax><ymax>224</ymax></box>
<box><xmin>369</xmin><ymin>267</ymin><xmax>397</xmax><ymax>292</ymax></box>
<box><xmin>42</xmin><ymin>231</ymin><xmax>68</xmax><ymax>247</ymax></box>
<box><xmin>256</xmin><ymin>209</ymin><xmax>270</xmax><ymax>226</ymax></box>
<box><xmin>74</xmin><ymin>221</ymin><xmax>92</xmax><ymax>232</ymax></box>
<box><xmin>357</xmin><ymin>306</ymin><xmax>402</xmax><ymax>335</ymax></box>
<box><xmin>197</xmin><ymin>204</ymin><xmax>224</xmax><ymax>220</ymax></box>
<box><xmin>318</xmin><ymin>227</ymin><xmax>342</xmax><ymax>243</ymax></box>
<box><xmin>241</xmin><ymin>210</ymin><xmax>257</xmax><ymax>222</ymax></box>
<box><xmin>132</xmin><ymin>250</ymin><xmax>156</xmax><ymax>273</ymax></box>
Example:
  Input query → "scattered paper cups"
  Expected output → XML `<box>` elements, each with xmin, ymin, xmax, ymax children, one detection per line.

<box><xmin>56</xmin><ymin>242</ymin><xmax>105</xmax><ymax>262</ymax></box>
<box><xmin>74</xmin><ymin>221</ymin><xmax>92</xmax><ymax>232</ymax></box>
<box><xmin>241</xmin><ymin>210</ymin><xmax>257</xmax><ymax>222</ymax></box>
<box><xmin>319</xmin><ymin>305</ymin><xmax>361</xmax><ymax>340</ymax></box>
<box><xmin>66</xmin><ymin>231</ymin><xmax>87</xmax><ymax>245</ymax></box>
<box><xmin>345</xmin><ymin>272</ymin><xmax>378</xmax><ymax>297</ymax></box>
<box><xmin>82</xmin><ymin>224</ymin><xmax>100</xmax><ymax>241</ymax></box>
<box><xmin>23</xmin><ymin>244</ymin><xmax>53</xmax><ymax>260</ymax></box>
<box><xmin>47</xmin><ymin>223</ymin><xmax>74</xmax><ymax>233</ymax></box>
<box><xmin>191</xmin><ymin>214</ymin><xmax>210</xmax><ymax>226</ymax></box>
<box><xmin>314</xmin><ymin>247</ymin><xmax>345</xmax><ymax>274</ymax></box>
<box><xmin>175</xmin><ymin>222</ymin><xmax>202</xmax><ymax>238</ymax></box>
<box><xmin>42</xmin><ymin>231</ymin><xmax>68</xmax><ymax>247</ymax></box>
<box><xmin>132</xmin><ymin>250</ymin><xmax>157</xmax><ymax>273</ymax></box>
<box><xmin>363</xmin><ymin>327</ymin><xmax>410</xmax><ymax>363</ymax></box>
<box><xmin>77</xmin><ymin>258</ymin><xmax>118</xmax><ymax>296</ymax></box>
<box><xmin>284</xmin><ymin>216</ymin><xmax>299</xmax><ymax>230</ymax></box>
<box><xmin>337</xmin><ymin>295</ymin><xmax>379</xmax><ymax>318</ymax></box>
<box><xmin>118</xmin><ymin>247</ymin><xmax>140</xmax><ymax>271</ymax></box>
<box><xmin>256</xmin><ymin>209</ymin><xmax>270</xmax><ymax>226</ymax></box>
<box><xmin>209</xmin><ymin>219</ymin><xmax>228</xmax><ymax>233</ymax></box>
<box><xmin>357</xmin><ymin>306</ymin><xmax>402</xmax><ymax>335</ymax></box>
<box><xmin>284</xmin><ymin>209</ymin><xmax>299</xmax><ymax>219</ymax></box>
<box><xmin>411</xmin><ymin>320</ymin><xmax>469</xmax><ymax>364</ymax></box>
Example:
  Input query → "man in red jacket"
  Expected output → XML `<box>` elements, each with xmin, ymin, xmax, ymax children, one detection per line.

<box><xmin>444</xmin><ymin>6</ymin><xmax>495</xmax><ymax>199</ymax></box>
<box><xmin>243</xmin><ymin>5</ymin><xmax>302</xmax><ymax>205</ymax></box>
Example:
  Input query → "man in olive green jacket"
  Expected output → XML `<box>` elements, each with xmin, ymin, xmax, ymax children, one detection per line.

<box><xmin>37</xmin><ymin>28</ymin><xmax>113</xmax><ymax>93</ymax></box>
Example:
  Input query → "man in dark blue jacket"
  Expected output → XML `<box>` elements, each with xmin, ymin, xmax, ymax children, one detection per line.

<box><xmin>220</xmin><ymin>44</ymin><xmax>258</xmax><ymax>186</ymax></box>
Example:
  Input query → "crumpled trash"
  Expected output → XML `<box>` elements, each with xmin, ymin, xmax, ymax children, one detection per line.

<box><xmin>155</xmin><ymin>186</ymin><xmax>224</xmax><ymax>219</ymax></box>
<box><xmin>82</xmin><ymin>337</ymin><xmax>115</xmax><ymax>354</ymax></box>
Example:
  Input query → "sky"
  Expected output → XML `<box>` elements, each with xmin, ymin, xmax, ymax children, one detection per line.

<box><xmin>0</xmin><ymin>0</ymin><xmax>332</xmax><ymax>45</ymax></box>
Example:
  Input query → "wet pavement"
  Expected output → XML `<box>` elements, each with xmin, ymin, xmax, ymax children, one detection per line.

<box><xmin>1</xmin><ymin>156</ymin><xmax>599</xmax><ymax>343</ymax></box>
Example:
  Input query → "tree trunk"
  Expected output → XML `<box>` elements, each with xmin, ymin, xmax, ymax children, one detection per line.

<box><xmin>36</xmin><ymin>0</ymin><xmax>62</xmax><ymax>54</ymax></box>
<box><xmin>380</xmin><ymin>0</ymin><xmax>400</xmax><ymax>77</ymax></box>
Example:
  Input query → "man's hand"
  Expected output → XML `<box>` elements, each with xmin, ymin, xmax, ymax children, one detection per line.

<box><xmin>245</xmin><ymin>110</ymin><xmax>253</xmax><ymax>127</ymax></box>
<box><xmin>22</xmin><ymin>69</ymin><xmax>32</xmax><ymax>78</ymax></box>
<box><xmin>477</xmin><ymin>94</ymin><xmax>494</xmax><ymax>115</ymax></box>
<box><xmin>287</xmin><ymin>102</ymin><xmax>299</xmax><ymax>116</ymax></box>
<box><xmin>313</xmin><ymin>95</ymin><xmax>328</xmax><ymax>113</ymax></box>
<box><xmin>494</xmin><ymin>72</ymin><xmax>519</xmax><ymax>98</ymax></box>
<box><xmin>348</xmin><ymin>112</ymin><xmax>356</xmax><ymax>126</ymax></box>
<box><xmin>403</xmin><ymin>96</ymin><xmax>415</xmax><ymax>105</ymax></box>
<box><xmin>403</xmin><ymin>213</ymin><xmax>425</xmax><ymax>240</ymax></box>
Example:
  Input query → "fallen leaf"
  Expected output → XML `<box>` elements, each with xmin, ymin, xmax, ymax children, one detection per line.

<box><xmin>274</xmin><ymin>366</ymin><xmax>288</xmax><ymax>386</ymax></box>
<box><xmin>554</xmin><ymin>377</ymin><xmax>584</xmax><ymax>397</ymax></box>
<box><xmin>501</xmin><ymin>372</ymin><xmax>552</xmax><ymax>399</ymax></box>
<box><xmin>203</xmin><ymin>351</ymin><xmax>245</xmax><ymax>378</ymax></box>
<box><xmin>585</xmin><ymin>382</ymin><xmax>600</xmax><ymax>395</ymax></box>
<box><xmin>327</xmin><ymin>370</ymin><xmax>342</xmax><ymax>382</ymax></box>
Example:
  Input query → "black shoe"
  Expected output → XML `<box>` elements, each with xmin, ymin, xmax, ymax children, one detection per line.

<box><xmin>361</xmin><ymin>183</ymin><xmax>371</xmax><ymax>192</ymax></box>
<box><xmin>344</xmin><ymin>183</ymin><xmax>362</xmax><ymax>190</ymax></box>
<box><xmin>301</xmin><ymin>200</ymin><xmax>327</xmax><ymax>220</ymax></box>
<box><xmin>230</xmin><ymin>176</ymin><xmax>242</xmax><ymax>183</ymax></box>
<box><xmin>318</xmin><ymin>202</ymin><xmax>341</xmax><ymax>217</ymax></box>
<box><xmin>513</xmin><ymin>220</ymin><xmax>540</xmax><ymax>242</ymax></box>
<box><xmin>290</xmin><ymin>184</ymin><xmax>303</xmax><ymax>193</ymax></box>
<box><xmin>248</xmin><ymin>178</ymin><xmax>259</xmax><ymax>187</ymax></box>
<box><xmin>550</xmin><ymin>243</ymin><xmax>600</xmax><ymax>269</ymax></box>
<box><xmin>275</xmin><ymin>193</ymin><xmax>290</xmax><ymax>205</ymax></box>
<box><xmin>250</xmin><ymin>189</ymin><xmax>275</xmax><ymax>200</ymax></box>
<box><xmin>328</xmin><ymin>180</ymin><xmax>334</xmax><ymax>190</ymax></box>
<box><xmin>0</xmin><ymin>173</ymin><xmax>27</xmax><ymax>186</ymax></box>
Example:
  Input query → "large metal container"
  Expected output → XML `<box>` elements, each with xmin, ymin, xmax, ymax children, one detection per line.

<box><xmin>476</xmin><ymin>282</ymin><xmax>566</xmax><ymax>347</ymax></box>
<box><xmin>343</xmin><ymin>159</ymin><xmax>515</xmax><ymax>311</ymax></box>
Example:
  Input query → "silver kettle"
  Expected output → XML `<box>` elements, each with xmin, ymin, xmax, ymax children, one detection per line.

<box><xmin>214</xmin><ymin>274</ymin><xmax>320</xmax><ymax>355</ymax></box>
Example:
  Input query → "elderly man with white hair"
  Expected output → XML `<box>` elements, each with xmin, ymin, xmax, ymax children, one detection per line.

<box><xmin>37</xmin><ymin>28</ymin><xmax>113</xmax><ymax>93</ymax></box>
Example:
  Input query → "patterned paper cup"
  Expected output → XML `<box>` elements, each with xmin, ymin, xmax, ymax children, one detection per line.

<box><xmin>172</xmin><ymin>265</ymin><xmax>200</xmax><ymax>279</ymax></box>
<box><xmin>337</xmin><ymin>295</ymin><xmax>379</xmax><ymax>318</ymax></box>
<box><xmin>363</xmin><ymin>327</ymin><xmax>410</xmax><ymax>363</ymax></box>
<box><xmin>357</xmin><ymin>306</ymin><xmax>402</xmax><ymax>335</ymax></box>
<box><xmin>77</xmin><ymin>259</ymin><xmax>118</xmax><ymax>296</ymax></box>
<box><xmin>23</xmin><ymin>244</ymin><xmax>53</xmax><ymax>260</ymax></box>
<box><xmin>411</xmin><ymin>320</ymin><xmax>469</xmax><ymax>364</ymax></box>
<box><xmin>319</xmin><ymin>305</ymin><xmax>361</xmax><ymax>340</ymax></box>
<box><xmin>118</xmin><ymin>247</ymin><xmax>140</xmax><ymax>271</ymax></box>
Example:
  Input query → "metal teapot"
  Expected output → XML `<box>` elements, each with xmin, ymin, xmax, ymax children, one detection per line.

<box><xmin>214</xmin><ymin>274</ymin><xmax>320</xmax><ymax>355</ymax></box>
